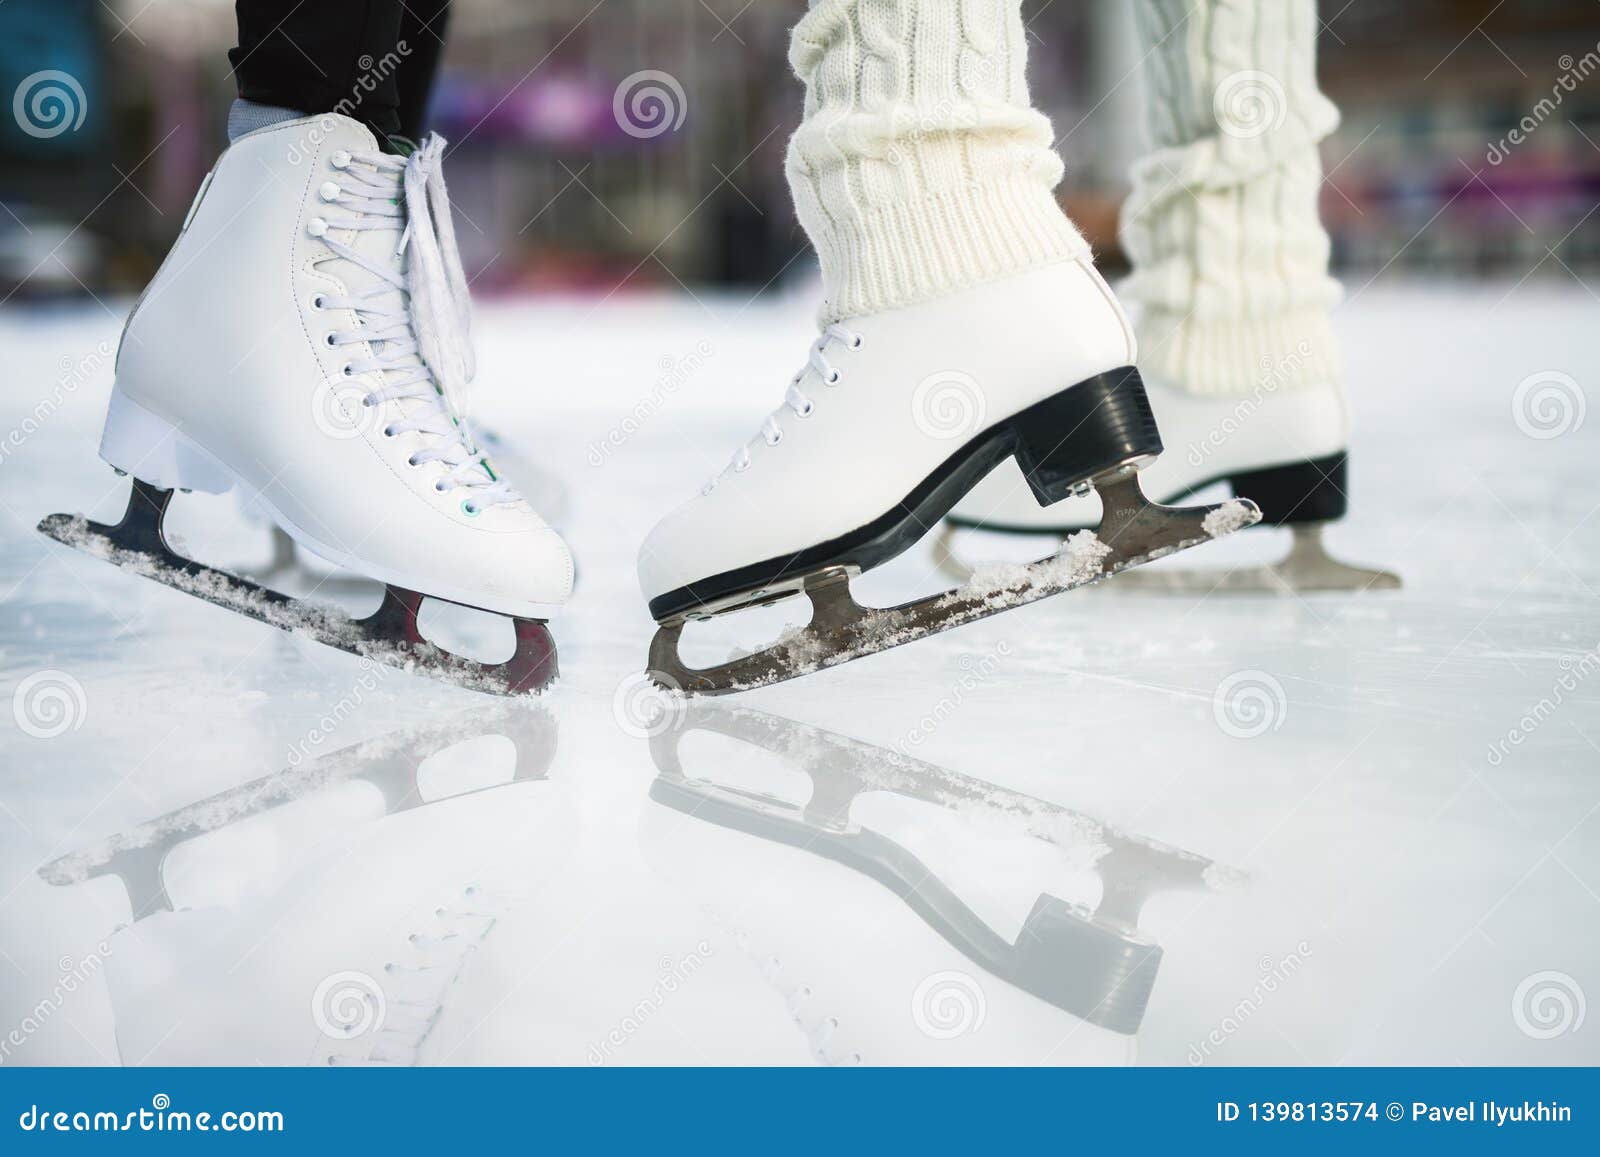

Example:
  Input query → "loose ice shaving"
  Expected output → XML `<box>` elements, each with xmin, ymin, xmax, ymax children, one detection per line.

<box><xmin>962</xmin><ymin>531</ymin><xmax>1112</xmax><ymax>598</ymax></box>
<box><xmin>1202</xmin><ymin>499</ymin><xmax>1255</xmax><ymax>538</ymax></box>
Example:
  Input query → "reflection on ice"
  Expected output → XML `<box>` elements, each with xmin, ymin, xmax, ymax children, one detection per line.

<box><xmin>33</xmin><ymin>704</ymin><xmax>563</xmax><ymax>1066</ymax></box>
<box><xmin>646</xmin><ymin>702</ymin><xmax>1230</xmax><ymax>1042</ymax></box>
<box><xmin>40</xmin><ymin>704</ymin><xmax>558</xmax><ymax>920</ymax></box>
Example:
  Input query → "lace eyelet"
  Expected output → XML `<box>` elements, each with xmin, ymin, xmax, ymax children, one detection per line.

<box><xmin>406</xmin><ymin>455</ymin><xmax>420</xmax><ymax>467</ymax></box>
<box><xmin>311</xmin><ymin>295</ymin><xmax>325</xmax><ymax>310</ymax></box>
<box><xmin>826</xmin><ymin>370</ymin><xmax>841</xmax><ymax>385</ymax></box>
<box><xmin>434</xmin><ymin>481</ymin><xmax>448</xmax><ymax>493</ymax></box>
<box><xmin>850</xmin><ymin>334</ymin><xmax>863</xmax><ymax>350</ymax></box>
<box><xmin>324</xmin><ymin>333</ymin><xmax>338</xmax><ymax>347</ymax></box>
<box><xmin>765</xmin><ymin>431</ymin><xmax>783</xmax><ymax>447</ymax></box>
<box><xmin>460</xmin><ymin>500</ymin><xmax>480</xmax><ymax>517</ymax></box>
<box><xmin>734</xmin><ymin>459</ymin><xmax>751</xmax><ymax>473</ymax></box>
<box><xmin>330</xmin><ymin>150</ymin><xmax>351</xmax><ymax>169</ymax></box>
<box><xmin>341</xmin><ymin>364</ymin><xmax>353</xmax><ymax>377</ymax></box>
<box><xmin>319</xmin><ymin>181</ymin><xmax>341</xmax><ymax>202</ymax></box>
<box><xmin>307</xmin><ymin>217</ymin><xmax>328</xmax><ymax>238</ymax></box>
<box><xmin>797</xmin><ymin>402</ymin><xmax>815</xmax><ymax>418</ymax></box>
<box><xmin>361</xmin><ymin>395</ymin><xmax>375</xmax><ymax>407</ymax></box>
<box><xmin>383</xmin><ymin>425</ymin><xmax>396</xmax><ymax>438</ymax></box>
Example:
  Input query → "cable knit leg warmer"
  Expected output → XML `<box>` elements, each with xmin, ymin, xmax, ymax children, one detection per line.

<box><xmin>1121</xmin><ymin>0</ymin><xmax>1344</xmax><ymax>397</ymax></box>
<box><xmin>786</xmin><ymin>0</ymin><xmax>1090</xmax><ymax>325</ymax></box>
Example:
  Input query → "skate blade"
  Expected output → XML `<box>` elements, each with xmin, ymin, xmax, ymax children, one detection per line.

<box><xmin>37</xmin><ymin>480</ymin><xmax>557</xmax><ymax>696</ymax></box>
<box><xmin>937</xmin><ymin>521</ymin><xmax>1401</xmax><ymax>594</ymax></box>
<box><xmin>646</xmin><ymin>469</ymin><xmax>1261</xmax><ymax>695</ymax></box>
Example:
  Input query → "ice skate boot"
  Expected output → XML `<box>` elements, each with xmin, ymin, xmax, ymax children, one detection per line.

<box><xmin>937</xmin><ymin>374</ymin><xmax>1399</xmax><ymax>593</ymax></box>
<box><xmin>38</xmin><ymin>115</ymin><xmax>571</xmax><ymax>693</ymax></box>
<box><xmin>638</xmin><ymin>260</ymin><xmax>1259</xmax><ymax>694</ymax></box>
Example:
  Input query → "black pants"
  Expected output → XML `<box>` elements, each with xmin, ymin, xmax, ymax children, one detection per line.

<box><xmin>229</xmin><ymin>1</ymin><xmax>452</xmax><ymax>141</ymax></box>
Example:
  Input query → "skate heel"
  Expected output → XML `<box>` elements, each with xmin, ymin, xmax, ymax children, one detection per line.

<box><xmin>1227</xmin><ymin>452</ymin><xmax>1348</xmax><ymax>525</ymax></box>
<box><xmin>99</xmin><ymin>387</ymin><xmax>232</xmax><ymax>494</ymax></box>
<box><xmin>1010</xmin><ymin>366</ymin><xmax>1164</xmax><ymax>505</ymax></box>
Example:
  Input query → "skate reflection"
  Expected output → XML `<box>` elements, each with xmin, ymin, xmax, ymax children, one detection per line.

<box><xmin>39</xmin><ymin>702</ymin><xmax>558</xmax><ymax>923</ymax></box>
<box><xmin>647</xmin><ymin>703</ymin><xmax>1227</xmax><ymax>1037</ymax></box>
<box><xmin>34</xmin><ymin>703</ymin><xmax>563</xmax><ymax>1066</ymax></box>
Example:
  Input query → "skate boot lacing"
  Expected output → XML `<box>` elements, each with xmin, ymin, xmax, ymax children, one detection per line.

<box><xmin>705</xmin><ymin>323</ymin><xmax>863</xmax><ymax>494</ymax></box>
<box><xmin>308</xmin><ymin>134</ymin><xmax>517</xmax><ymax>514</ymax></box>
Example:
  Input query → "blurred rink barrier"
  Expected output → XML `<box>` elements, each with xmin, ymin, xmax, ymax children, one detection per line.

<box><xmin>0</xmin><ymin>0</ymin><xmax>1597</xmax><ymax>302</ymax></box>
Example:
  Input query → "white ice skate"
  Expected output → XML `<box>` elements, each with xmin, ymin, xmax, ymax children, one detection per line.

<box><xmin>638</xmin><ymin>260</ymin><xmax>1260</xmax><ymax>693</ymax></box>
<box><xmin>38</xmin><ymin>115</ymin><xmax>572</xmax><ymax>693</ymax></box>
<box><xmin>936</xmin><ymin>375</ymin><xmax>1400</xmax><ymax>594</ymax></box>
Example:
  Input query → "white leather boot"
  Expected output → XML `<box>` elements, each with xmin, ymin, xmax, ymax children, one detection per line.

<box><xmin>638</xmin><ymin>260</ymin><xmax>1256</xmax><ymax>692</ymax></box>
<box><xmin>640</xmin><ymin>259</ymin><xmax>1135</xmax><ymax>607</ymax></box>
<box><xmin>43</xmin><ymin>114</ymin><xmax>571</xmax><ymax>693</ymax></box>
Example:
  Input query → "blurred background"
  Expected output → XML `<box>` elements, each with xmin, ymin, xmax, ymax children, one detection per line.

<box><xmin>0</xmin><ymin>0</ymin><xmax>1598</xmax><ymax>302</ymax></box>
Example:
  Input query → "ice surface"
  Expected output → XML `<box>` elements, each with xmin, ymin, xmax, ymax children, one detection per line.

<box><xmin>1</xmin><ymin>284</ymin><xmax>1597</xmax><ymax>1065</ymax></box>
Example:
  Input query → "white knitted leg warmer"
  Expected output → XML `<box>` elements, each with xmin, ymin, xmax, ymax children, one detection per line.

<box><xmin>786</xmin><ymin>0</ymin><xmax>1091</xmax><ymax>325</ymax></box>
<box><xmin>1121</xmin><ymin>0</ymin><xmax>1343</xmax><ymax>397</ymax></box>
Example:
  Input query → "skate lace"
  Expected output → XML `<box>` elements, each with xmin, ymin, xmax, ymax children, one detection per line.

<box><xmin>310</xmin><ymin>135</ymin><xmax>518</xmax><ymax>512</ymax></box>
<box><xmin>708</xmin><ymin>324</ymin><xmax>862</xmax><ymax>492</ymax></box>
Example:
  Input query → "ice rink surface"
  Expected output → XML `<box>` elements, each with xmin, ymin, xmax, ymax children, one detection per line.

<box><xmin>0</xmin><ymin>281</ymin><xmax>1596</xmax><ymax>1065</ymax></box>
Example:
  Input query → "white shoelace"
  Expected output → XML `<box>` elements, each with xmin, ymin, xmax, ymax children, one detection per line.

<box><xmin>310</xmin><ymin>135</ymin><xmax>517</xmax><ymax>512</ymax></box>
<box><xmin>710</xmin><ymin>323</ymin><xmax>862</xmax><ymax>492</ymax></box>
